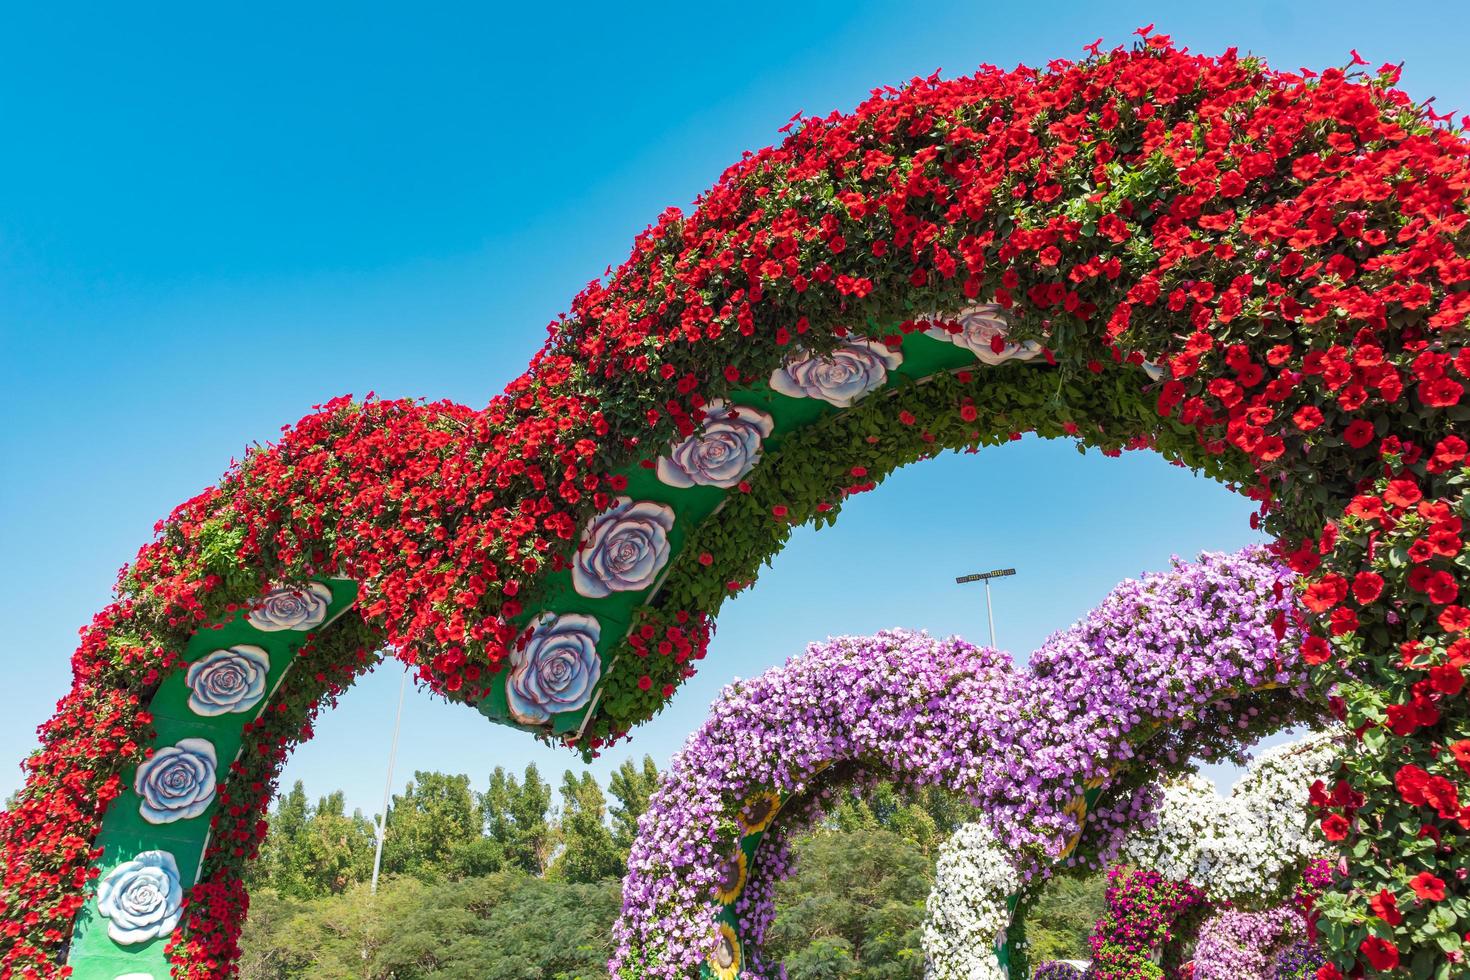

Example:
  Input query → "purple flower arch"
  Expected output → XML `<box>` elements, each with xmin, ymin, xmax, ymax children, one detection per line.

<box><xmin>612</xmin><ymin>548</ymin><xmax>1324</xmax><ymax>979</ymax></box>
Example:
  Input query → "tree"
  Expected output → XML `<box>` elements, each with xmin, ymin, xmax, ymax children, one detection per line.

<box><xmin>300</xmin><ymin>790</ymin><xmax>376</xmax><ymax>894</ymax></box>
<box><xmin>607</xmin><ymin>755</ymin><xmax>660</xmax><ymax>854</ymax></box>
<box><xmin>238</xmin><ymin>872</ymin><xmax>621</xmax><ymax>980</ymax></box>
<box><xmin>549</xmin><ymin>771</ymin><xmax>624</xmax><ymax>884</ymax></box>
<box><xmin>1025</xmin><ymin>870</ymin><xmax>1108</xmax><ymax>961</ymax></box>
<box><xmin>830</xmin><ymin>782</ymin><xmax>973</xmax><ymax>856</ymax></box>
<box><xmin>483</xmin><ymin>764</ymin><xmax>553</xmax><ymax>875</ymax></box>
<box><xmin>234</xmin><ymin>888</ymin><xmax>303</xmax><ymax>979</ymax></box>
<box><xmin>767</xmin><ymin>827</ymin><xmax>933</xmax><ymax>979</ymax></box>
<box><xmin>248</xmin><ymin>783</ymin><xmax>376</xmax><ymax>898</ymax></box>
<box><xmin>381</xmin><ymin>771</ymin><xmax>480</xmax><ymax>879</ymax></box>
<box><xmin>251</xmin><ymin>781</ymin><xmax>312</xmax><ymax>895</ymax></box>
<box><xmin>238</xmin><ymin>769</ymin><xmax>1030</xmax><ymax>978</ymax></box>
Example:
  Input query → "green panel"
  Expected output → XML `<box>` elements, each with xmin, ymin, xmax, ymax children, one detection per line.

<box><xmin>67</xmin><ymin>580</ymin><xmax>358</xmax><ymax>979</ymax></box>
<box><xmin>477</xmin><ymin>327</ymin><xmax>991</xmax><ymax>739</ymax></box>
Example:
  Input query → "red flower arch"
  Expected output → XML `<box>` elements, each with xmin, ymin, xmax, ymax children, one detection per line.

<box><xmin>3</xmin><ymin>33</ymin><xmax>1468</xmax><ymax>978</ymax></box>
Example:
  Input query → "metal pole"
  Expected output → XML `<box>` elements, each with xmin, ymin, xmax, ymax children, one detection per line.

<box><xmin>985</xmin><ymin>579</ymin><xmax>997</xmax><ymax>649</ymax></box>
<box><xmin>371</xmin><ymin>666</ymin><xmax>408</xmax><ymax>895</ymax></box>
<box><xmin>956</xmin><ymin>568</ymin><xmax>1013</xmax><ymax>649</ymax></box>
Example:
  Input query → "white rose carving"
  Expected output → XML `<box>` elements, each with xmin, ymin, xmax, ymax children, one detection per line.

<box><xmin>185</xmin><ymin>645</ymin><xmax>271</xmax><ymax>716</ymax></box>
<box><xmin>507</xmin><ymin>613</ymin><xmax>602</xmax><ymax>726</ymax></box>
<box><xmin>769</xmin><ymin>339</ymin><xmax>903</xmax><ymax>407</ymax></box>
<box><xmin>134</xmin><ymin>738</ymin><xmax>217</xmax><ymax>824</ymax></box>
<box><xmin>925</xmin><ymin>304</ymin><xmax>1041</xmax><ymax>365</ymax></box>
<box><xmin>246</xmin><ymin>582</ymin><xmax>332</xmax><ymax>631</ymax></box>
<box><xmin>657</xmin><ymin>401</ymin><xmax>775</xmax><ymax>489</ymax></box>
<box><xmin>96</xmin><ymin>850</ymin><xmax>183</xmax><ymax>945</ymax></box>
<box><xmin>572</xmin><ymin>497</ymin><xmax>675</xmax><ymax>599</ymax></box>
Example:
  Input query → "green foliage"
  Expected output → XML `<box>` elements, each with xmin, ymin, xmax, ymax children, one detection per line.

<box><xmin>607</xmin><ymin>755</ymin><xmax>661</xmax><ymax>853</ymax></box>
<box><xmin>766</xmin><ymin>828</ymin><xmax>933</xmax><ymax>979</ymax></box>
<box><xmin>482</xmin><ymin>764</ymin><xmax>553</xmax><ymax>875</ymax></box>
<box><xmin>1025</xmin><ymin>872</ymin><xmax>1108</xmax><ymax>962</ymax></box>
<box><xmin>241</xmin><ymin>769</ymin><xmax>1103</xmax><ymax>977</ymax></box>
<box><xmin>249</xmin><ymin>782</ymin><xmax>375</xmax><ymax>899</ymax></box>
<box><xmin>381</xmin><ymin>771</ymin><xmax>481</xmax><ymax>879</ymax></box>
<box><xmin>238</xmin><ymin>873</ymin><xmax>620</xmax><ymax>980</ymax></box>
<box><xmin>829</xmin><ymin>783</ymin><xmax>976</xmax><ymax>855</ymax></box>
<box><xmin>550</xmin><ymin>771</ymin><xmax>625</xmax><ymax>884</ymax></box>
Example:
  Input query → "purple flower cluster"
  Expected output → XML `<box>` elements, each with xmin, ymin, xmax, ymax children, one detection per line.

<box><xmin>1274</xmin><ymin>939</ymin><xmax>1325</xmax><ymax>980</ymax></box>
<box><xmin>1032</xmin><ymin>961</ymin><xmax>1086</xmax><ymax>980</ymax></box>
<box><xmin>1193</xmin><ymin>907</ymin><xmax>1303</xmax><ymax>980</ymax></box>
<box><xmin>611</xmin><ymin>549</ymin><xmax>1307</xmax><ymax>978</ymax></box>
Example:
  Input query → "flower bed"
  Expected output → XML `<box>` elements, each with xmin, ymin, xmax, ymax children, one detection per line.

<box><xmin>1193</xmin><ymin>907</ymin><xmax>1306</xmax><ymax>980</ymax></box>
<box><xmin>1086</xmin><ymin>733</ymin><xmax>1340</xmax><ymax>980</ymax></box>
<box><xmin>922</xmin><ymin>822</ymin><xmax>1020</xmax><ymax>980</ymax></box>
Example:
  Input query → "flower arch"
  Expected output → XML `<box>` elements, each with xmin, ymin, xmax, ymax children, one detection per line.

<box><xmin>613</xmin><ymin>549</ymin><xmax>1318</xmax><ymax>979</ymax></box>
<box><xmin>932</xmin><ymin>731</ymin><xmax>1340</xmax><ymax>980</ymax></box>
<box><xmin>3</xmin><ymin>33</ymin><xmax>1469</xmax><ymax>978</ymax></box>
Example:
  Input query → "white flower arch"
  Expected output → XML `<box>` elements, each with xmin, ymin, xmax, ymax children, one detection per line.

<box><xmin>920</xmin><ymin>731</ymin><xmax>1341</xmax><ymax>978</ymax></box>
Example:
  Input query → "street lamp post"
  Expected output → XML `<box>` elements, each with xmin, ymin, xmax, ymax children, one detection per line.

<box><xmin>955</xmin><ymin>567</ymin><xmax>1016</xmax><ymax>649</ymax></box>
<box><xmin>370</xmin><ymin>665</ymin><xmax>409</xmax><ymax>895</ymax></box>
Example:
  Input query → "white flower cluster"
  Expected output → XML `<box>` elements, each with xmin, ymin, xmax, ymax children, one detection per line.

<box><xmin>919</xmin><ymin>733</ymin><xmax>1339</xmax><ymax>978</ymax></box>
<box><xmin>922</xmin><ymin>821</ymin><xmax>1021</xmax><ymax>980</ymax></box>
<box><xmin>1123</xmin><ymin>731</ymin><xmax>1341</xmax><ymax>903</ymax></box>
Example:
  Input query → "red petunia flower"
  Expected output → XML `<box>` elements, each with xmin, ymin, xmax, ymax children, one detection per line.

<box><xmin>1384</xmin><ymin>478</ymin><xmax>1423</xmax><ymax>509</ymax></box>
<box><xmin>1301</xmin><ymin>635</ymin><xmax>1332</xmax><ymax>665</ymax></box>
<box><xmin>1343</xmin><ymin>419</ymin><xmax>1377</xmax><ymax>448</ymax></box>
<box><xmin>1352</xmin><ymin>571</ymin><xmax>1385</xmax><ymax>605</ymax></box>
<box><xmin>1396</xmin><ymin>764</ymin><xmax>1431</xmax><ymax>806</ymax></box>
<box><xmin>1369</xmin><ymin>888</ymin><xmax>1403</xmax><ymax>926</ymax></box>
<box><xmin>1450</xmin><ymin>740</ymin><xmax>1470</xmax><ymax>776</ymax></box>
<box><xmin>1321</xmin><ymin>813</ymin><xmax>1351</xmax><ymax>840</ymax></box>
<box><xmin>1303</xmin><ymin>574</ymin><xmax>1349</xmax><ymax>613</ymax></box>
<box><xmin>1410</xmin><ymin>872</ymin><xmax>1446</xmax><ymax>902</ymax></box>
<box><xmin>1428</xmin><ymin>664</ymin><xmax>1464</xmax><ymax>695</ymax></box>
<box><xmin>1294</xmin><ymin>405</ymin><xmax>1325</xmax><ymax>431</ymax></box>
<box><xmin>1360</xmin><ymin>936</ymin><xmax>1400</xmax><ymax>972</ymax></box>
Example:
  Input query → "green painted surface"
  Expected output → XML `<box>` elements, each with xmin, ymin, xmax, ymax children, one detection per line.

<box><xmin>66</xmin><ymin>580</ymin><xmax>358</xmax><ymax>979</ymax></box>
<box><xmin>477</xmin><ymin>326</ymin><xmax>981</xmax><ymax>740</ymax></box>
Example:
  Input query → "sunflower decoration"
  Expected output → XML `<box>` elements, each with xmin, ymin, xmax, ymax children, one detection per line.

<box><xmin>735</xmin><ymin>790</ymin><xmax>782</xmax><ymax>836</ymax></box>
<box><xmin>709</xmin><ymin>921</ymin><xmax>742</xmax><ymax>980</ymax></box>
<box><xmin>1058</xmin><ymin>793</ymin><xmax>1090</xmax><ymax>858</ymax></box>
<box><xmin>712</xmin><ymin>849</ymin><xmax>749</xmax><ymax>904</ymax></box>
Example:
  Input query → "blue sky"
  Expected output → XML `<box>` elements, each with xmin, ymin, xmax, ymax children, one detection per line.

<box><xmin>3</xmin><ymin>2</ymin><xmax>1466</xmax><ymax>815</ymax></box>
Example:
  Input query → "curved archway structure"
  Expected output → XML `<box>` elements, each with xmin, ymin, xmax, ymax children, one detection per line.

<box><xmin>612</xmin><ymin>549</ymin><xmax>1318</xmax><ymax>979</ymax></box>
<box><xmin>931</xmin><ymin>731</ymin><xmax>1340</xmax><ymax>979</ymax></box>
<box><xmin>3</xmin><ymin>34</ymin><xmax>1469</xmax><ymax>978</ymax></box>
